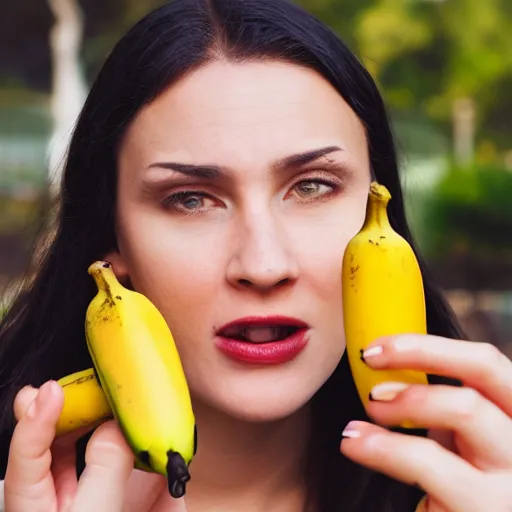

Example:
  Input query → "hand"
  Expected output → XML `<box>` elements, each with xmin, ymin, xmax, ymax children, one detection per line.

<box><xmin>340</xmin><ymin>334</ymin><xmax>512</xmax><ymax>512</ymax></box>
<box><xmin>4</xmin><ymin>381</ymin><xmax>187</xmax><ymax>512</ymax></box>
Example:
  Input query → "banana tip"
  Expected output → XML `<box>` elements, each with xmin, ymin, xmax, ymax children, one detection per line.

<box><xmin>369</xmin><ymin>182</ymin><xmax>391</xmax><ymax>202</ymax></box>
<box><xmin>167</xmin><ymin>451</ymin><xmax>191</xmax><ymax>499</ymax></box>
<box><xmin>88</xmin><ymin>260</ymin><xmax>112</xmax><ymax>275</ymax></box>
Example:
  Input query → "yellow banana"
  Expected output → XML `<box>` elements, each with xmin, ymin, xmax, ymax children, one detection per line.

<box><xmin>56</xmin><ymin>368</ymin><xmax>160</xmax><ymax>473</ymax></box>
<box><xmin>56</xmin><ymin>368</ymin><xmax>113</xmax><ymax>436</ymax></box>
<box><xmin>85</xmin><ymin>261</ymin><xmax>196</xmax><ymax>498</ymax></box>
<box><xmin>342</xmin><ymin>182</ymin><xmax>429</xmax><ymax>428</ymax></box>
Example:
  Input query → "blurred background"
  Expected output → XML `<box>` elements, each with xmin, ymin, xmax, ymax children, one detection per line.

<box><xmin>0</xmin><ymin>0</ymin><xmax>511</xmax><ymax>352</ymax></box>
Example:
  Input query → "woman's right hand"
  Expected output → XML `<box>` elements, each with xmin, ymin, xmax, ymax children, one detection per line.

<box><xmin>4</xmin><ymin>380</ymin><xmax>188</xmax><ymax>512</ymax></box>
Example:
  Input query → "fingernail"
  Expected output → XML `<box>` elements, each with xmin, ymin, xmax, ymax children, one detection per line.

<box><xmin>369</xmin><ymin>382</ymin><xmax>410</xmax><ymax>401</ymax></box>
<box><xmin>362</xmin><ymin>345</ymin><xmax>383</xmax><ymax>360</ymax></box>
<box><xmin>26</xmin><ymin>381</ymin><xmax>56</xmax><ymax>419</ymax></box>
<box><xmin>26</xmin><ymin>392</ymin><xmax>40</xmax><ymax>419</ymax></box>
<box><xmin>47</xmin><ymin>380</ymin><xmax>59</xmax><ymax>396</ymax></box>
<box><xmin>342</xmin><ymin>421</ymin><xmax>362</xmax><ymax>438</ymax></box>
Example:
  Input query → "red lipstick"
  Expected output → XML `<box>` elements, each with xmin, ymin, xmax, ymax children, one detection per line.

<box><xmin>215</xmin><ymin>316</ymin><xmax>309</xmax><ymax>365</ymax></box>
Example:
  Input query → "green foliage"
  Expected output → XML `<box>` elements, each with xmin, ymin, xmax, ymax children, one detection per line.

<box><xmin>298</xmin><ymin>0</ymin><xmax>512</xmax><ymax>152</ymax></box>
<box><xmin>422</xmin><ymin>163</ymin><xmax>512</xmax><ymax>258</ymax></box>
<box><xmin>355</xmin><ymin>0</ymin><xmax>434</xmax><ymax>78</ymax></box>
<box><xmin>2</xmin><ymin>0</ymin><xmax>512</xmax><ymax>150</ymax></box>
<box><xmin>439</xmin><ymin>0</ymin><xmax>512</xmax><ymax>99</ymax></box>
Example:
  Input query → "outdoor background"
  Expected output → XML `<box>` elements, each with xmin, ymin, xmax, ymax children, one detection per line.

<box><xmin>1</xmin><ymin>0</ymin><xmax>511</xmax><ymax>353</ymax></box>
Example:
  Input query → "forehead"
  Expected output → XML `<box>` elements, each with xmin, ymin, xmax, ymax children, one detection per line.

<box><xmin>120</xmin><ymin>59</ymin><xmax>368</xmax><ymax>168</ymax></box>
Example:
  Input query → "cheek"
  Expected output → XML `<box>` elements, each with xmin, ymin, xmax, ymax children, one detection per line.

<box><xmin>291</xmin><ymin>196</ymin><xmax>366</xmax><ymax>295</ymax></box>
<box><xmin>115</xmin><ymin>211</ymin><xmax>228</xmax><ymax>326</ymax></box>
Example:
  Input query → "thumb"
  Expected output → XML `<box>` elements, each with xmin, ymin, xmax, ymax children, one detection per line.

<box><xmin>122</xmin><ymin>470</ymin><xmax>166</xmax><ymax>511</ymax></box>
<box><xmin>122</xmin><ymin>457</ymin><xmax>190</xmax><ymax>512</ymax></box>
<box><xmin>71</xmin><ymin>420</ymin><xmax>134</xmax><ymax>511</ymax></box>
<box><xmin>150</xmin><ymin>491</ymin><xmax>188</xmax><ymax>512</ymax></box>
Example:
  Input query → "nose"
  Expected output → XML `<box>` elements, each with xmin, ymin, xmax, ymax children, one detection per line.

<box><xmin>226</xmin><ymin>209</ymin><xmax>299</xmax><ymax>292</ymax></box>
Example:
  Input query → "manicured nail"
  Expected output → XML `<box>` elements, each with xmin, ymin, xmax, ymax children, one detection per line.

<box><xmin>362</xmin><ymin>345</ymin><xmax>383</xmax><ymax>360</ymax></box>
<box><xmin>342</xmin><ymin>421</ymin><xmax>362</xmax><ymax>438</ymax></box>
<box><xmin>369</xmin><ymin>382</ymin><xmax>410</xmax><ymax>401</ymax></box>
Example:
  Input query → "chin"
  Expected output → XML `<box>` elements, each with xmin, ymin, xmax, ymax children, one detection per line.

<box><xmin>189</xmin><ymin>364</ymin><xmax>335</xmax><ymax>423</ymax></box>
<box><xmin>224</xmin><ymin>392</ymin><xmax>314</xmax><ymax>423</ymax></box>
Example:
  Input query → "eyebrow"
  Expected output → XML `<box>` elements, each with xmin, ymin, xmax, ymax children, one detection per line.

<box><xmin>146</xmin><ymin>145</ymin><xmax>343</xmax><ymax>179</ymax></box>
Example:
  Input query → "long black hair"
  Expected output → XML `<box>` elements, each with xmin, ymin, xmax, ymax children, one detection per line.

<box><xmin>0</xmin><ymin>0</ymin><xmax>463</xmax><ymax>510</ymax></box>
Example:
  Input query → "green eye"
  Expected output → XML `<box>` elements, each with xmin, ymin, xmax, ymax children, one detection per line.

<box><xmin>293</xmin><ymin>180</ymin><xmax>335</xmax><ymax>199</ymax></box>
<box><xmin>296</xmin><ymin>181</ymin><xmax>321</xmax><ymax>196</ymax></box>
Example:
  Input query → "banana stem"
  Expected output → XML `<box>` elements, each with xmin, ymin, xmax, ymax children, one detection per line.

<box><xmin>88</xmin><ymin>261</ymin><xmax>118</xmax><ymax>296</ymax></box>
<box><xmin>363</xmin><ymin>182</ymin><xmax>391</xmax><ymax>231</ymax></box>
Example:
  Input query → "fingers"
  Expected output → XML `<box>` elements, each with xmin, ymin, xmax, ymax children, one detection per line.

<box><xmin>120</xmin><ymin>470</ymin><xmax>189</xmax><ymax>512</ymax></box>
<box><xmin>366</xmin><ymin>383</ymin><xmax>512</xmax><ymax>471</ymax></box>
<box><xmin>51</xmin><ymin>436</ymin><xmax>79</xmax><ymax>510</ymax></box>
<box><xmin>52</xmin><ymin>422</ymin><xmax>116</xmax><ymax>509</ymax></box>
<box><xmin>362</xmin><ymin>335</ymin><xmax>512</xmax><ymax>417</ymax></box>
<box><xmin>121</xmin><ymin>471</ymin><xmax>189</xmax><ymax>512</ymax></box>
<box><xmin>13</xmin><ymin>386</ymin><xmax>38</xmax><ymax>422</ymax></box>
<box><xmin>415</xmin><ymin>495</ymin><xmax>428</xmax><ymax>512</ymax></box>
<box><xmin>71</xmin><ymin>420</ymin><xmax>135</xmax><ymax>512</ymax></box>
<box><xmin>149</xmin><ymin>490</ymin><xmax>189</xmax><ymax>512</ymax></box>
<box><xmin>5</xmin><ymin>380</ymin><xmax>64</xmax><ymax>511</ymax></box>
<box><xmin>122</xmin><ymin>470</ymin><xmax>166</xmax><ymax>512</ymax></box>
<box><xmin>340</xmin><ymin>421</ymin><xmax>484</xmax><ymax>512</ymax></box>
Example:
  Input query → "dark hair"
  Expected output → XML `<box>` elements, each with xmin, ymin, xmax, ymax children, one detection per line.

<box><xmin>0</xmin><ymin>0</ymin><xmax>463</xmax><ymax>510</ymax></box>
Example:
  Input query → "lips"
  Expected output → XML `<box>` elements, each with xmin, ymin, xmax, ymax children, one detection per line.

<box><xmin>215</xmin><ymin>316</ymin><xmax>310</xmax><ymax>365</ymax></box>
<box><xmin>216</xmin><ymin>316</ymin><xmax>309</xmax><ymax>344</ymax></box>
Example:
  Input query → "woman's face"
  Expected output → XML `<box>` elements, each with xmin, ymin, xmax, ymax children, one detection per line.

<box><xmin>109</xmin><ymin>60</ymin><xmax>371</xmax><ymax>422</ymax></box>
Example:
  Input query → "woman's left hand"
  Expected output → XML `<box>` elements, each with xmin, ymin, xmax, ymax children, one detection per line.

<box><xmin>340</xmin><ymin>334</ymin><xmax>512</xmax><ymax>512</ymax></box>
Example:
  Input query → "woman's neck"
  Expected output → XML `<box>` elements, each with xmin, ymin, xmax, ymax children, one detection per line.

<box><xmin>185</xmin><ymin>400</ymin><xmax>314</xmax><ymax>512</ymax></box>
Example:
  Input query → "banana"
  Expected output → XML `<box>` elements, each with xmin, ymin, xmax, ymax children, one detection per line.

<box><xmin>56</xmin><ymin>368</ymin><xmax>113</xmax><ymax>436</ymax></box>
<box><xmin>84</xmin><ymin>261</ymin><xmax>197</xmax><ymax>498</ymax></box>
<box><xmin>56</xmin><ymin>369</ymin><xmax>161</xmax><ymax>473</ymax></box>
<box><xmin>342</xmin><ymin>182</ymin><xmax>429</xmax><ymax>428</ymax></box>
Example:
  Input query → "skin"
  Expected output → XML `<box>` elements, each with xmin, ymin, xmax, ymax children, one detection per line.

<box><xmin>4</xmin><ymin>60</ymin><xmax>512</xmax><ymax>512</ymax></box>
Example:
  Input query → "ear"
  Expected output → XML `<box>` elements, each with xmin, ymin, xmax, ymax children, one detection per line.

<box><xmin>103</xmin><ymin>250</ymin><xmax>131</xmax><ymax>287</ymax></box>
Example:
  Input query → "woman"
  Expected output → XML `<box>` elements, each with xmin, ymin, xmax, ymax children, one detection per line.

<box><xmin>0</xmin><ymin>0</ymin><xmax>511</xmax><ymax>510</ymax></box>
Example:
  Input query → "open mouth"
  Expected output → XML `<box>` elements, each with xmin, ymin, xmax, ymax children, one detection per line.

<box><xmin>216</xmin><ymin>316</ymin><xmax>309</xmax><ymax>344</ymax></box>
<box><xmin>215</xmin><ymin>316</ymin><xmax>310</xmax><ymax>364</ymax></box>
<box><xmin>218</xmin><ymin>325</ymin><xmax>302</xmax><ymax>343</ymax></box>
